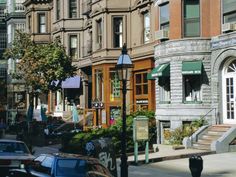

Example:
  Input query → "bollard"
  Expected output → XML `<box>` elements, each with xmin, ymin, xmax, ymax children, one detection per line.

<box><xmin>189</xmin><ymin>155</ymin><xmax>203</xmax><ymax>177</ymax></box>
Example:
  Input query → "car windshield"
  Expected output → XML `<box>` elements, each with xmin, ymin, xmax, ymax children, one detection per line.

<box><xmin>56</xmin><ymin>159</ymin><xmax>87</xmax><ymax>177</ymax></box>
<box><xmin>0</xmin><ymin>142</ymin><xmax>30</xmax><ymax>154</ymax></box>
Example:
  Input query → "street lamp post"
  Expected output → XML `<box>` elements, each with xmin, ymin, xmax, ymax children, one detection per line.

<box><xmin>115</xmin><ymin>43</ymin><xmax>133</xmax><ymax>177</ymax></box>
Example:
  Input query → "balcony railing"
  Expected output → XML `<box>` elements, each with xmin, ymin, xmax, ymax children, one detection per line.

<box><xmin>15</xmin><ymin>3</ymin><xmax>25</xmax><ymax>12</ymax></box>
<box><xmin>82</xmin><ymin>0</ymin><xmax>92</xmax><ymax>15</ymax></box>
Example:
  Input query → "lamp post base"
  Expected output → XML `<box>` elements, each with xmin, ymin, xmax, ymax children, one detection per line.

<box><xmin>120</xmin><ymin>153</ymin><xmax>128</xmax><ymax>177</ymax></box>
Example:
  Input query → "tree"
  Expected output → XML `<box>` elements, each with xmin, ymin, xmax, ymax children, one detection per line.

<box><xmin>4</xmin><ymin>30</ymin><xmax>77</xmax><ymax>94</ymax></box>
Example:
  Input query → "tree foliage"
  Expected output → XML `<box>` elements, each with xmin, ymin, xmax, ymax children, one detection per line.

<box><xmin>4</xmin><ymin>30</ymin><xmax>77</xmax><ymax>93</ymax></box>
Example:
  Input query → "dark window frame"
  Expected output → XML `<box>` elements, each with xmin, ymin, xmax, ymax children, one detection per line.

<box><xmin>135</xmin><ymin>72</ymin><xmax>148</xmax><ymax>95</ymax></box>
<box><xmin>113</xmin><ymin>16</ymin><xmax>123</xmax><ymax>48</ymax></box>
<box><xmin>69</xmin><ymin>35</ymin><xmax>78</xmax><ymax>60</ymax></box>
<box><xmin>38</xmin><ymin>13</ymin><xmax>46</xmax><ymax>33</ymax></box>
<box><xmin>56</xmin><ymin>0</ymin><xmax>60</xmax><ymax>20</ymax></box>
<box><xmin>69</xmin><ymin>0</ymin><xmax>77</xmax><ymax>18</ymax></box>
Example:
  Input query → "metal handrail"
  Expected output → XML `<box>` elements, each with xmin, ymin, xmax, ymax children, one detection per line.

<box><xmin>190</xmin><ymin>108</ymin><xmax>217</xmax><ymax>146</ymax></box>
<box><xmin>200</xmin><ymin>107</ymin><xmax>217</xmax><ymax>125</ymax></box>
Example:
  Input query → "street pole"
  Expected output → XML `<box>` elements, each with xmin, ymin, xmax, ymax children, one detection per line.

<box><xmin>120</xmin><ymin>79</ymin><xmax>128</xmax><ymax>177</ymax></box>
<box><xmin>96</xmin><ymin>108</ymin><xmax>99</xmax><ymax>127</ymax></box>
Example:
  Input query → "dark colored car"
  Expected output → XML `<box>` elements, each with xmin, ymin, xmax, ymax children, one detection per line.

<box><xmin>51</xmin><ymin>122</ymin><xmax>82</xmax><ymax>136</ymax></box>
<box><xmin>9</xmin><ymin>153</ymin><xmax>113</xmax><ymax>177</ymax></box>
<box><xmin>0</xmin><ymin>139</ymin><xmax>35</xmax><ymax>177</ymax></box>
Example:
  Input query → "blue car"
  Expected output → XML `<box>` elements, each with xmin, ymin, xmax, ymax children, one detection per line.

<box><xmin>9</xmin><ymin>153</ymin><xmax>113</xmax><ymax>177</ymax></box>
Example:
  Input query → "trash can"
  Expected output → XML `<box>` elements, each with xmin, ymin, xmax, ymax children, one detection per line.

<box><xmin>189</xmin><ymin>155</ymin><xmax>203</xmax><ymax>177</ymax></box>
<box><xmin>85</xmin><ymin>137</ymin><xmax>117</xmax><ymax>177</ymax></box>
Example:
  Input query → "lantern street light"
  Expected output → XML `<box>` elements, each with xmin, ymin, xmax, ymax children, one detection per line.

<box><xmin>115</xmin><ymin>43</ymin><xmax>133</xmax><ymax>177</ymax></box>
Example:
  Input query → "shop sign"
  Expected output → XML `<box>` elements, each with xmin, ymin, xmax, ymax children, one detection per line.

<box><xmin>211</xmin><ymin>37</ymin><xmax>236</xmax><ymax>50</ymax></box>
<box><xmin>136</xmin><ymin>99</ymin><xmax>148</xmax><ymax>104</ymax></box>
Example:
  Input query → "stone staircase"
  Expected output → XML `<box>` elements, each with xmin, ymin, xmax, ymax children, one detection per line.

<box><xmin>192</xmin><ymin>125</ymin><xmax>232</xmax><ymax>150</ymax></box>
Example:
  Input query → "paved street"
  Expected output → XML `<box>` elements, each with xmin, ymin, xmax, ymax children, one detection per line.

<box><xmin>127</xmin><ymin>152</ymin><xmax>236</xmax><ymax>177</ymax></box>
<box><xmin>33</xmin><ymin>144</ymin><xmax>60</xmax><ymax>156</ymax></box>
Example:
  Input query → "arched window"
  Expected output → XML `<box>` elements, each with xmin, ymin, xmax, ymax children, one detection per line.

<box><xmin>227</xmin><ymin>60</ymin><xmax>236</xmax><ymax>73</ymax></box>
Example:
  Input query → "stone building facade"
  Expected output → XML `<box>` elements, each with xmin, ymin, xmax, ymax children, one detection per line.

<box><xmin>153</xmin><ymin>0</ymin><xmax>236</xmax><ymax>143</ymax></box>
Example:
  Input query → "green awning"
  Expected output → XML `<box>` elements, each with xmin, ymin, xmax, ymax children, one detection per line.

<box><xmin>182</xmin><ymin>61</ymin><xmax>202</xmax><ymax>75</ymax></box>
<box><xmin>148</xmin><ymin>63</ymin><xmax>170</xmax><ymax>80</ymax></box>
<box><xmin>147</xmin><ymin>73</ymin><xmax>155</xmax><ymax>80</ymax></box>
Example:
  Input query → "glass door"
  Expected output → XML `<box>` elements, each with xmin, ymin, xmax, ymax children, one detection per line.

<box><xmin>224</xmin><ymin>76</ymin><xmax>236</xmax><ymax>124</ymax></box>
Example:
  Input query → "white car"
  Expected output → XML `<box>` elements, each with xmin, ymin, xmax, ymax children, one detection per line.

<box><xmin>0</xmin><ymin>139</ymin><xmax>35</xmax><ymax>176</ymax></box>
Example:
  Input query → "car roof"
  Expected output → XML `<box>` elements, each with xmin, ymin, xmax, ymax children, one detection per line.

<box><xmin>0</xmin><ymin>139</ymin><xmax>25</xmax><ymax>143</ymax></box>
<box><xmin>38</xmin><ymin>153</ymin><xmax>100</xmax><ymax>162</ymax></box>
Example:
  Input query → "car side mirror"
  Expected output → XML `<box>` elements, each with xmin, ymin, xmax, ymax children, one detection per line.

<box><xmin>31</xmin><ymin>150</ymin><xmax>35</xmax><ymax>155</ymax></box>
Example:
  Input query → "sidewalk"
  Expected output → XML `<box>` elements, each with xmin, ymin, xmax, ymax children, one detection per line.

<box><xmin>127</xmin><ymin>144</ymin><xmax>215</xmax><ymax>165</ymax></box>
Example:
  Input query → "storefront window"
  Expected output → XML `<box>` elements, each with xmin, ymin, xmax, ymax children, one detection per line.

<box><xmin>159</xmin><ymin>77</ymin><xmax>170</xmax><ymax>103</ymax></box>
<box><xmin>110</xmin><ymin>107</ymin><xmax>121</xmax><ymax>125</ymax></box>
<box><xmin>183</xmin><ymin>75</ymin><xmax>201</xmax><ymax>102</ymax></box>
<box><xmin>110</xmin><ymin>70</ymin><xmax>120</xmax><ymax>100</ymax></box>
<box><xmin>95</xmin><ymin>69</ymin><xmax>103</xmax><ymax>101</ymax></box>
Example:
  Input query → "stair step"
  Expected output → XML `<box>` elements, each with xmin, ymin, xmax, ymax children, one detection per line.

<box><xmin>207</xmin><ymin>131</ymin><xmax>225</xmax><ymax>136</ymax></box>
<box><xmin>201</xmin><ymin>134</ymin><xmax>221</xmax><ymax>140</ymax></box>
<box><xmin>197</xmin><ymin>139</ymin><xmax>212</xmax><ymax>145</ymax></box>
<box><xmin>193</xmin><ymin>143</ymin><xmax>211</xmax><ymax>150</ymax></box>
<box><xmin>211</xmin><ymin>124</ymin><xmax>232</xmax><ymax>128</ymax></box>
<box><xmin>209</xmin><ymin>127</ymin><xmax>231</xmax><ymax>132</ymax></box>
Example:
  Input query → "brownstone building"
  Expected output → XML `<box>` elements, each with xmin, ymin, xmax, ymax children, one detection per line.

<box><xmin>22</xmin><ymin>0</ymin><xmax>156</xmax><ymax>127</ymax></box>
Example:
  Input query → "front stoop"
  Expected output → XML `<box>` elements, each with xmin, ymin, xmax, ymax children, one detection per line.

<box><xmin>184</xmin><ymin>124</ymin><xmax>236</xmax><ymax>153</ymax></box>
<box><xmin>192</xmin><ymin>125</ymin><xmax>232</xmax><ymax>151</ymax></box>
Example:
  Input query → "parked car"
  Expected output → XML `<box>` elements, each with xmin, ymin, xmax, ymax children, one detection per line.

<box><xmin>0</xmin><ymin>139</ymin><xmax>35</xmax><ymax>176</ymax></box>
<box><xmin>51</xmin><ymin>122</ymin><xmax>82</xmax><ymax>137</ymax></box>
<box><xmin>9</xmin><ymin>153</ymin><xmax>113</xmax><ymax>177</ymax></box>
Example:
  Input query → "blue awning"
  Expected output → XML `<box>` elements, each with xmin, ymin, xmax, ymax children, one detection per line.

<box><xmin>62</xmin><ymin>76</ymin><xmax>81</xmax><ymax>89</ymax></box>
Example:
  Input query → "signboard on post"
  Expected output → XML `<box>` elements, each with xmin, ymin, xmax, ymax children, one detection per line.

<box><xmin>133</xmin><ymin>116</ymin><xmax>149</xmax><ymax>164</ymax></box>
<box><xmin>133</xmin><ymin>116</ymin><xmax>149</xmax><ymax>141</ymax></box>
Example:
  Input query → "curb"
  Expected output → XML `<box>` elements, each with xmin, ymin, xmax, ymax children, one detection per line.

<box><xmin>128</xmin><ymin>151</ymin><xmax>216</xmax><ymax>166</ymax></box>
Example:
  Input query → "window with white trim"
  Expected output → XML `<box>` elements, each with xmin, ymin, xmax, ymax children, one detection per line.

<box><xmin>69</xmin><ymin>35</ymin><xmax>78</xmax><ymax>60</ymax></box>
<box><xmin>143</xmin><ymin>11</ymin><xmax>150</xmax><ymax>43</ymax></box>
<box><xmin>183</xmin><ymin>75</ymin><xmax>202</xmax><ymax>102</ymax></box>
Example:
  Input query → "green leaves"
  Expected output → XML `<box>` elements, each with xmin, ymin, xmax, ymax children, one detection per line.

<box><xmin>4</xmin><ymin>31</ymin><xmax>77</xmax><ymax>93</ymax></box>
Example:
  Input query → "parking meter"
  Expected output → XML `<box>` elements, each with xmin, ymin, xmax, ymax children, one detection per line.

<box><xmin>189</xmin><ymin>155</ymin><xmax>203</xmax><ymax>177</ymax></box>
